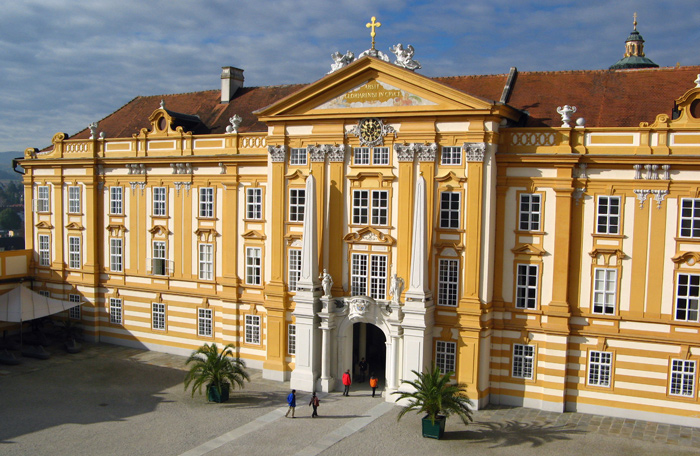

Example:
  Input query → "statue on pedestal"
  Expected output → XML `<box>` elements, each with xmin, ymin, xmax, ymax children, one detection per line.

<box><xmin>320</xmin><ymin>269</ymin><xmax>333</xmax><ymax>297</ymax></box>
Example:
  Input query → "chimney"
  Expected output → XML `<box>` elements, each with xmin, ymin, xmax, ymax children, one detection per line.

<box><xmin>221</xmin><ymin>66</ymin><xmax>244</xmax><ymax>103</ymax></box>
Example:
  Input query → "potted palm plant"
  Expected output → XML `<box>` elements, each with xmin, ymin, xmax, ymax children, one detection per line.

<box><xmin>393</xmin><ymin>364</ymin><xmax>473</xmax><ymax>439</ymax></box>
<box><xmin>184</xmin><ymin>343</ymin><xmax>250</xmax><ymax>403</ymax></box>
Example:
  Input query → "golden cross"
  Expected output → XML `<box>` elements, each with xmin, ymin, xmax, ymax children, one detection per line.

<box><xmin>633</xmin><ymin>12</ymin><xmax>637</xmax><ymax>30</ymax></box>
<box><xmin>366</xmin><ymin>16</ymin><xmax>381</xmax><ymax>50</ymax></box>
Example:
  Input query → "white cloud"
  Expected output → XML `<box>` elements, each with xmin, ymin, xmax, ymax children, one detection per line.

<box><xmin>0</xmin><ymin>0</ymin><xmax>697</xmax><ymax>151</ymax></box>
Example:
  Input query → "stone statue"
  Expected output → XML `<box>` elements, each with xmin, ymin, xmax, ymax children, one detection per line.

<box><xmin>390</xmin><ymin>273</ymin><xmax>404</xmax><ymax>305</ymax></box>
<box><xmin>390</xmin><ymin>43</ymin><xmax>421</xmax><ymax>70</ymax></box>
<box><xmin>226</xmin><ymin>114</ymin><xmax>242</xmax><ymax>134</ymax></box>
<box><xmin>88</xmin><ymin>122</ymin><xmax>98</xmax><ymax>140</ymax></box>
<box><xmin>320</xmin><ymin>269</ymin><xmax>333</xmax><ymax>297</ymax></box>
<box><xmin>328</xmin><ymin>51</ymin><xmax>355</xmax><ymax>74</ymax></box>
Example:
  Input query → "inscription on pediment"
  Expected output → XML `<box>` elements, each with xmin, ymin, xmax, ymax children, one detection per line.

<box><xmin>316</xmin><ymin>80</ymin><xmax>437</xmax><ymax>110</ymax></box>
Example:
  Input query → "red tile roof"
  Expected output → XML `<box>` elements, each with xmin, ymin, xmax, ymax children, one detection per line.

<box><xmin>67</xmin><ymin>64</ymin><xmax>700</xmax><ymax>142</ymax></box>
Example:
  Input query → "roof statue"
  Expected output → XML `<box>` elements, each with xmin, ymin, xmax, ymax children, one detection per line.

<box><xmin>390</xmin><ymin>43</ymin><xmax>421</xmax><ymax>70</ymax></box>
<box><xmin>328</xmin><ymin>51</ymin><xmax>355</xmax><ymax>74</ymax></box>
<box><xmin>610</xmin><ymin>13</ymin><xmax>659</xmax><ymax>70</ymax></box>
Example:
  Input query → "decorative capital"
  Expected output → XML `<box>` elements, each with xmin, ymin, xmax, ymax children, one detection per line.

<box><xmin>327</xmin><ymin>144</ymin><xmax>346</xmax><ymax>162</ymax></box>
<box><xmin>416</xmin><ymin>143</ymin><xmax>437</xmax><ymax>162</ymax></box>
<box><xmin>268</xmin><ymin>144</ymin><xmax>287</xmax><ymax>162</ymax></box>
<box><xmin>308</xmin><ymin>144</ymin><xmax>329</xmax><ymax>162</ymax></box>
<box><xmin>394</xmin><ymin>143</ymin><xmax>416</xmax><ymax>162</ymax></box>
<box><xmin>464</xmin><ymin>142</ymin><xmax>485</xmax><ymax>162</ymax></box>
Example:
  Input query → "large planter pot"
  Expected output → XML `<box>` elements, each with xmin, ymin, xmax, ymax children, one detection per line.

<box><xmin>422</xmin><ymin>415</ymin><xmax>446</xmax><ymax>439</ymax></box>
<box><xmin>207</xmin><ymin>383</ymin><xmax>230</xmax><ymax>403</ymax></box>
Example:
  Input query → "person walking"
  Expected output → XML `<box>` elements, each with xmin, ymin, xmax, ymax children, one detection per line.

<box><xmin>342</xmin><ymin>369</ymin><xmax>352</xmax><ymax>396</ymax></box>
<box><xmin>309</xmin><ymin>392</ymin><xmax>320</xmax><ymax>417</ymax></box>
<box><xmin>358</xmin><ymin>357</ymin><xmax>368</xmax><ymax>383</ymax></box>
<box><xmin>369</xmin><ymin>373</ymin><xmax>378</xmax><ymax>397</ymax></box>
<box><xmin>285</xmin><ymin>389</ymin><xmax>297</xmax><ymax>418</ymax></box>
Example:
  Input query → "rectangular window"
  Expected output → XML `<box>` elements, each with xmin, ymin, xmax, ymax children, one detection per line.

<box><xmin>199</xmin><ymin>187</ymin><xmax>214</xmax><ymax>218</ymax></box>
<box><xmin>68</xmin><ymin>186</ymin><xmax>81</xmax><ymax>213</ymax></box>
<box><xmin>289</xmin><ymin>189</ymin><xmax>305</xmax><ymax>222</ymax></box>
<box><xmin>68</xmin><ymin>236</ymin><xmax>81</xmax><ymax>269</ymax></box>
<box><xmin>152</xmin><ymin>241</ymin><xmax>167</xmax><ymax>276</ymax></box>
<box><xmin>68</xmin><ymin>294</ymin><xmax>81</xmax><ymax>320</ymax></box>
<box><xmin>290</xmin><ymin>148</ymin><xmax>307</xmax><ymax>166</ymax></box>
<box><xmin>199</xmin><ymin>244</ymin><xmax>213</xmax><ymax>280</ymax></box>
<box><xmin>152</xmin><ymin>303</ymin><xmax>166</xmax><ymax>330</ymax></box>
<box><xmin>246</xmin><ymin>247</ymin><xmax>261</xmax><ymax>285</ymax></box>
<box><xmin>680</xmin><ymin>198</ymin><xmax>700</xmax><ymax>238</ymax></box>
<box><xmin>39</xmin><ymin>290</ymin><xmax>50</xmax><ymax>297</ymax></box>
<box><xmin>38</xmin><ymin>234</ymin><xmax>50</xmax><ymax>267</ymax></box>
<box><xmin>354</xmin><ymin>147</ymin><xmax>370</xmax><ymax>165</ymax></box>
<box><xmin>676</xmin><ymin>273</ymin><xmax>700</xmax><ymax>322</ymax></box>
<box><xmin>245</xmin><ymin>315</ymin><xmax>260</xmax><ymax>344</ymax></box>
<box><xmin>198</xmin><ymin>308</ymin><xmax>212</xmax><ymax>336</ymax></box>
<box><xmin>153</xmin><ymin>187</ymin><xmax>167</xmax><ymax>217</ymax></box>
<box><xmin>37</xmin><ymin>186</ymin><xmax>50</xmax><ymax>212</ymax></box>
<box><xmin>110</xmin><ymin>187</ymin><xmax>122</xmax><ymax>215</ymax></box>
<box><xmin>519</xmin><ymin>193</ymin><xmax>541</xmax><ymax>231</ymax></box>
<box><xmin>588</xmin><ymin>351</ymin><xmax>612</xmax><ymax>387</ymax></box>
<box><xmin>110</xmin><ymin>298</ymin><xmax>122</xmax><ymax>324</ymax></box>
<box><xmin>246</xmin><ymin>188</ymin><xmax>262</xmax><ymax>220</ymax></box>
<box><xmin>352</xmin><ymin>190</ymin><xmax>369</xmax><ymax>224</ymax></box>
<box><xmin>670</xmin><ymin>359</ymin><xmax>696</xmax><ymax>397</ymax></box>
<box><xmin>438</xmin><ymin>259</ymin><xmax>459</xmax><ymax>306</ymax></box>
<box><xmin>351</xmin><ymin>253</ymin><xmax>386</xmax><ymax>299</ymax></box>
<box><xmin>512</xmin><ymin>344</ymin><xmax>535</xmax><ymax>379</ymax></box>
<box><xmin>288</xmin><ymin>249</ymin><xmax>302</xmax><ymax>292</ymax></box>
<box><xmin>596</xmin><ymin>196</ymin><xmax>621</xmax><ymax>234</ymax></box>
<box><xmin>515</xmin><ymin>264</ymin><xmax>538</xmax><ymax>309</ymax></box>
<box><xmin>288</xmin><ymin>324</ymin><xmax>296</xmax><ymax>355</ymax></box>
<box><xmin>110</xmin><ymin>238</ymin><xmax>123</xmax><ymax>272</ymax></box>
<box><xmin>441</xmin><ymin>146</ymin><xmax>462</xmax><ymax>165</ymax></box>
<box><xmin>372</xmin><ymin>147</ymin><xmax>389</xmax><ymax>165</ymax></box>
<box><xmin>439</xmin><ymin>192</ymin><xmax>461</xmax><ymax>229</ymax></box>
<box><xmin>592</xmin><ymin>268</ymin><xmax>617</xmax><ymax>315</ymax></box>
<box><xmin>371</xmin><ymin>190</ymin><xmax>388</xmax><ymax>226</ymax></box>
<box><xmin>436</xmin><ymin>341</ymin><xmax>456</xmax><ymax>374</ymax></box>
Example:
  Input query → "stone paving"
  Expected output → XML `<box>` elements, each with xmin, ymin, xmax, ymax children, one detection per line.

<box><xmin>1</xmin><ymin>342</ymin><xmax>699</xmax><ymax>455</ymax></box>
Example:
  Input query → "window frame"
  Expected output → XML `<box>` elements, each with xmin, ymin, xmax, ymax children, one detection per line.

<box><xmin>68</xmin><ymin>294</ymin><xmax>81</xmax><ymax>320</ymax></box>
<box><xmin>587</xmin><ymin>350</ymin><xmax>613</xmax><ymax>387</ymax></box>
<box><xmin>288</xmin><ymin>249</ymin><xmax>302</xmax><ymax>292</ymax></box>
<box><xmin>372</xmin><ymin>146</ymin><xmax>390</xmax><ymax>165</ymax></box>
<box><xmin>354</xmin><ymin>147</ymin><xmax>370</xmax><ymax>165</ymax></box>
<box><xmin>440</xmin><ymin>146</ymin><xmax>462</xmax><ymax>166</ymax></box>
<box><xmin>151</xmin><ymin>240</ymin><xmax>168</xmax><ymax>276</ymax></box>
<box><xmin>351</xmin><ymin>253</ymin><xmax>387</xmax><ymax>299</ymax></box>
<box><xmin>68</xmin><ymin>186</ymin><xmax>81</xmax><ymax>214</ymax></box>
<box><xmin>675</xmin><ymin>273</ymin><xmax>700</xmax><ymax>322</ymax></box>
<box><xmin>439</xmin><ymin>191</ymin><xmax>461</xmax><ymax>229</ymax></box>
<box><xmin>198</xmin><ymin>308</ymin><xmax>212</xmax><ymax>337</ymax></box>
<box><xmin>38</xmin><ymin>234</ymin><xmax>50</xmax><ymax>267</ymax></box>
<box><xmin>289</xmin><ymin>188</ymin><xmax>305</xmax><ymax>223</ymax></box>
<box><xmin>596</xmin><ymin>195</ymin><xmax>621</xmax><ymax>235</ymax></box>
<box><xmin>515</xmin><ymin>264</ymin><xmax>539</xmax><ymax>309</ymax></box>
<box><xmin>109</xmin><ymin>186</ymin><xmax>123</xmax><ymax>215</ymax></box>
<box><xmin>670</xmin><ymin>359</ymin><xmax>696</xmax><ymax>398</ymax></box>
<box><xmin>152</xmin><ymin>302</ymin><xmax>166</xmax><ymax>331</ymax></box>
<box><xmin>290</xmin><ymin>147</ymin><xmax>307</xmax><ymax>166</ymax></box>
<box><xmin>68</xmin><ymin>236</ymin><xmax>81</xmax><ymax>269</ymax></box>
<box><xmin>288</xmin><ymin>324</ymin><xmax>296</xmax><ymax>355</ymax></box>
<box><xmin>437</xmin><ymin>258</ymin><xmax>459</xmax><ymax>307</ymax></box>
<box><xmin>245</xmin><ymin>314</ymin><xmax>261</xmax><ymax>345</ymax></box>
<box><xmin>152</xmin><ymin>186</ymin><xmax>167</xmax><ymax>217</ymax></box>
<box><xmin>679</xmin><ymin>198</ymin><xmax>700</xmax><ymax>238</ymax></box>
<box><xmin>512</xmin><ymin>344</ymin><xmax>535</xmax><ymax>379</ymax></box>
<box><xmin>110</xmin><ymin>238</ymin><xmax>123</xmax><ymax>272</ymax></box>
<box><xmin>246</xmin><ymin>187</ymin><xmax>263</xmax><ymax>220</ymax></box>
<box><xmin>435</xmin><ymin>340</ymin><xmax>456</xmax><ymax>374</ymax></box>
<box><xmin>199</xmin><ymin>187</ymin><xmax>214</xmax><ymax>219</ymax></box>
<box><xmin>198</xmin><ymin>243</ymin><xmax>214</xmax><ymax>281</ymax></box>
<box><xmin>518</xmin><ymin>193</ymin><xmax>542</xmax><ymax>232</ymax></box>
<box><xmin>592</xmin><ymin>268</ymin><xmax>617</xmax><ymax>315</ymax></box>
<box><xmin>352</xmin><ymin>189</ymin><xmax>389</xmax><ymax>226</ymax></box>
<box><xmin>109</xmin><ymin>298</ymin><xmax>122</xmax><ymax>325</ymax></box>
<box><xmin>37</xmin><ymin>185</ymin><xmax>50</xmax><ymax>213</ymax></box>
<box><xmin>245</xmin><ymin>247</ymin><xmax>262</xmax><ymax>286</ymax></box>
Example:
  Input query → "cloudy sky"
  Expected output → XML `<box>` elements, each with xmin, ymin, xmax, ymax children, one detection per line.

<box><xmin>1</xmin><ymin>0</ymin><xmax>698</xmax><ymax>153</ymax></box>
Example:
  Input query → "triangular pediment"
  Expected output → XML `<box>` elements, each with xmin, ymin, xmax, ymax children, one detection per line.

<box><xmin>255</xmin><ymin>57</ymin><xmax>501</xmax><ymax>120</ymax></box>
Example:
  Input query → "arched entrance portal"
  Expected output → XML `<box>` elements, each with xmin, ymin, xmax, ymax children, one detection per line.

<box><xmin>353</xmin><ymin>322</ymin><xmax>386</xmax><ymax>384</ymax></box>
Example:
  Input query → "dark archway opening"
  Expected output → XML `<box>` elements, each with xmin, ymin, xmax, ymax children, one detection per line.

<box><xmin>352</xmin><ymin>322</ymin><xmax>386</xmax><ymax>385</ymax></box>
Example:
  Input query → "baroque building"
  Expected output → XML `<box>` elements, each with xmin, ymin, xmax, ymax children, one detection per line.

<box><xmin>19</xmin><ymin>23</ymin><xmax>700</xmax><ymax>426</ymax></box>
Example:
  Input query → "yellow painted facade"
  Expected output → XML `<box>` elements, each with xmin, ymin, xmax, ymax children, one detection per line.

<box><xmin>19</xmin><ymin>57</ymin><xmax>700</xmax><ymax>426</ymax></box>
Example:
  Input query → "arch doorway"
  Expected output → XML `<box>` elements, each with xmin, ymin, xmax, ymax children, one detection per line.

<box><xmin>352</xmin><ymin>322</ymin><xmax>386</xmax><ymax>385</ymax></box>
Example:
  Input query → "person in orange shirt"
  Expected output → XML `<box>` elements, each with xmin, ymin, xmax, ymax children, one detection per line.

<box><xmin>369</xmin><ymin>373</ymin><xmax>378</xmax><ymax>398</ymax></box>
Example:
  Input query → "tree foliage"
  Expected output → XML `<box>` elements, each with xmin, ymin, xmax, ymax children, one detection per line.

<box><xmin>393</xmin><ymin>364</ymin><xmax>473</xmax><ymax>425</ymax></box>
<box><xmin>184</xmin><ymin>343</ymin><xmax>250</xmax><ymax>398</ymax></box>
<box><xmin>0</xmin><ymin>208</ymin><xmax>21</xmax><ymax>230</ymax></box>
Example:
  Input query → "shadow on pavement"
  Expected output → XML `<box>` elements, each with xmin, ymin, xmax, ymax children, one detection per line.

<box><xmin>443</xmin><ymin>420</ymin><xmax>586</xmax><ymax>447</ymax></box>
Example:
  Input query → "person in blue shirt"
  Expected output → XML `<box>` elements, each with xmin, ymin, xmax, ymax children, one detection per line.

<box><xmin>285</xmin><ymin>389</ymin><xmax>297</xmax><ymax>418</ymax></box>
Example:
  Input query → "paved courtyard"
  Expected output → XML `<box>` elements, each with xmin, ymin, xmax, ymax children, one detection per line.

<box><xmin>1</xmin><ymin>343</ymin><xmax>699</xmax><ymax>455</ymax></box>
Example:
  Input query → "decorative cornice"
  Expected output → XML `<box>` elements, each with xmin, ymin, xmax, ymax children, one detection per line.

<box><xmin>464</xmin><ymin>142</ymin><xmax>485</xmax><ymax>162</ymax></box>
<box><xmin>194</xmin><ymin>227</ymin><xmax>218</xmax><ymax>242</ymax></box>
<box><xmin>35</xmin><ymin>221</ymin><xmax>53</xmax><ymax>229</ymax></box>
<box><xmin>65</xmin><ymin>222</ymin><xmax>84</xmax><ymax>231</ymax></box>
<box><xmin>148</xmin><ymin>225</ymin><xmax>170</xmax><ymax>237</ymax></box>
<box><xmin>106</xmin><ymin>223</ymin><xmax>126</xmax><ymax>237</ymax></box>
<box><xmin>343</xmin><ymin>227</ymin><xmax>395</xmax><ymax>245</ymax></box>
<box><xmin>268</xmin><ymin>144</ymin><xmax>287</xmax><ymax>162</ymax></box>
<box><xmin>672</xmin><ymin>251</ymin><xmax>700</xmax><ymax>266</ymax></box>
<box><xmin>511</xmin><ymin>243</ymin><xmax>547</xmax><ymax>256</ymax></box>
<box><xmin>242</xmin><ymin>229</ymin><xmax>267</xmax><ymax>241</ymax></box>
